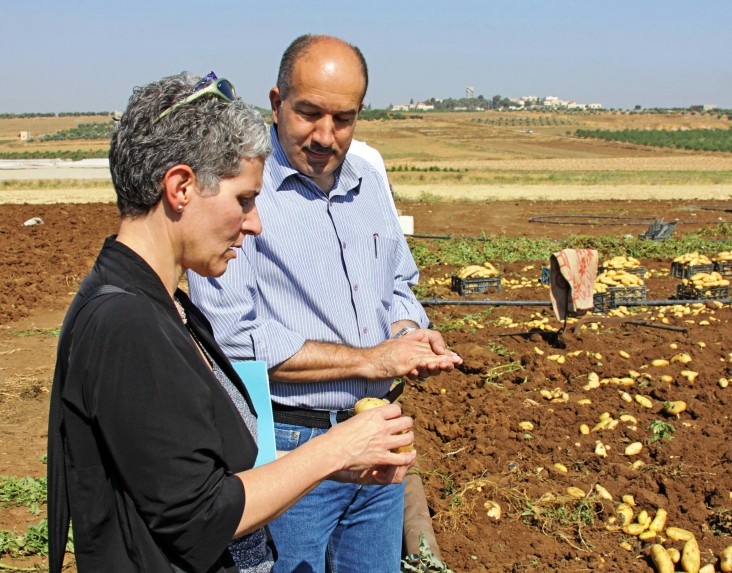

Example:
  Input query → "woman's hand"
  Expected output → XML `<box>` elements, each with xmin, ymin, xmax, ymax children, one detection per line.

<box><xmin>318</xmin><ymin>403</ymin><xmax>416</xmax><ymax>481</ymax></box>
<box><xmin>329</xmin><ymin>462</ymin><xmax>414</xmax><ymax>485</ymax></box>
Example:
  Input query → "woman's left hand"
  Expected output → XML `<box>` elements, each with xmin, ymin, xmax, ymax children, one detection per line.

<box><xmin>329</xmin><ymin>461</ymin><xmax>414</xmax><ymax>485</ymax></box>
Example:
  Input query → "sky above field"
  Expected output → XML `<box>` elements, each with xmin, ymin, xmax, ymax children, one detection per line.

<box><xmin>2</xmin><ymin>0</ymin><xmax>731</xmax><ymax>113</ymax></box>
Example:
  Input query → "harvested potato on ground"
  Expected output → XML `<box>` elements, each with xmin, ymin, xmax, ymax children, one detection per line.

<box><xmin>650</xmin><ymin>544</ymin><xmax>675</xmax><ymax>573</ymax></box>
<box><xmin>681</xmin><ymin>536</ymin><xmax>700</xmax><ymax>573</ymax></box>
<box><xmin>720</xmin><ymin>545</ymin><xmax>732</xmax><ymax>572</ymax></box>
<box><xmin>667</xmin><ymin>527</ymin><xmax>695</xmax><ymax>541</ymax></box>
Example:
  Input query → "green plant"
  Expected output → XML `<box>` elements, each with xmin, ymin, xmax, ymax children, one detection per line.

<box><xmin>708</xmin><ymin>507</ymin><xmax>732</xmax><ymax>536</ymax></box>
<box><xmin>485</xmin><ymin>361</ymin><xmax>525</xmax><ymax>386</ymax></box>
<box><xmin>10</xmin><ymin>328</ymin><xmax>60</xmax><ymax>338</ymax></box>
<box><xmin>648</xmin><ymin>419</ymin><xmax>675</xmax><ymax>441</ymax></box>
<box><xmin>0</xmin><ymin>519</ymin><xmax>49</xmax><ymax>559</ymax></box>
<box><xmin>0</xmin><ymin>476</ymin><xmax>47</xmax><ymax>515</ymax></box>
<box><xmin>484</xmin><ymin>341</ymin><xmax>514</xmax><ymax>357</ymax></box>
<box><xmin>521</xmin><ymin>494</ymin><xmax>600</xmax><ymax>547</ymax></box>
<box><xmin>401</xmin><ymin>533</ymin><xmax>455</xmax><ymax>572</ymax></box>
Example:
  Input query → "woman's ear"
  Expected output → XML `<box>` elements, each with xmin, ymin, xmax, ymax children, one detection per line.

<box><xmin>163</xmin><ymin>164</ymin><xmax>195</xmax><ymax>214</ymax></box>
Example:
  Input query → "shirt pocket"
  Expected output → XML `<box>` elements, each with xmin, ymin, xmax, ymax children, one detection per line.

<box><xmin>368</xmin><ymin>234</ymin><xmax>399</xmax><ymax>308</ymax></box>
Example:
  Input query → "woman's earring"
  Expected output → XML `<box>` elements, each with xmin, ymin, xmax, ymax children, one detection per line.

<box><xmin>177</xmin><ymin>205</ymin><xmax>184</xmax><ymax>212</ymax></box>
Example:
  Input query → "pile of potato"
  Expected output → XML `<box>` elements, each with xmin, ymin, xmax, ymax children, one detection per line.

<box><xmin>602</xmin><ymin>500</ymin><xmax>732</xmax><ymax>573</ymax></box>
<box><xmin>456</xmin><ymin>261</ymin><xmax>499</xmax><ymax>279</ymax></box>
<box><xmin>681</xmin><ymin>271</ymin><xmax>730</xmax><ymax>290</ymax></box>
<box><xmin>603</xmin><ymin>255</ymin><xmax>642</xmax><ymax>269</ymax></box>
<box><xmin>673</xmin><ymin>252</ymin><xmax>713</xmax><ymax>266</ymax></box>
<box><xmin>713</xmin><ymin>250</ymin><xmax>732</xmax><ymax>262</ymax></box>
<box><xmin>594</xmin><ymin>269</ymin><xmax>645</xmax><ymax>293</ymax></box>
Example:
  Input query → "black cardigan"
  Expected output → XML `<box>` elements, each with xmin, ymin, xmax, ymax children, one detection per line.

<box><xmin>48</xmin><ymin>237</ymin><xmax>263</xmax><ymax>572</ymax></box>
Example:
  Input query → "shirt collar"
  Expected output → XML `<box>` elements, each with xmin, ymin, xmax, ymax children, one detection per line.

<box><xmin>267</xmin><ymin>124</ymin><xmax>363</xmax><ymax>198</ymax></box>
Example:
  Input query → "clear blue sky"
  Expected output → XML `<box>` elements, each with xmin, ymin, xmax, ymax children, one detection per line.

<box><xmin>2</xmin><ymin>0</ymin><xmax>730</xmax><ymax>113</ymax></box>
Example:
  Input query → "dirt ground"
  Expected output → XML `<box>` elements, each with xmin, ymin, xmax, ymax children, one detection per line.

<box><xmin>1</xmin><ymin>199</ymin><xmax>731</xmax><ymax>572</ymax></box>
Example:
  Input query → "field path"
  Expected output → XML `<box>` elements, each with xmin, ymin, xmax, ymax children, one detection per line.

<box><xmin>394</xmin><ymin>183</ymin><xmax>732</xmax><ymax>201</ymax></box>
<box><xmin>2</xmin><ymin>184</ymin><xmax>731</xmax><ymax>204</ymax></box>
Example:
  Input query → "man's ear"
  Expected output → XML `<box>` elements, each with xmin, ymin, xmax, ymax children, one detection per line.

<box><xmin>269</xmin><ymin>87</ymin><xmax>282</xmax><ymax>125</ymax></box>
<box><xmin>162</xmin><ymin>164</ymin><xmax>195</xmax><ymax>213</ymax></box>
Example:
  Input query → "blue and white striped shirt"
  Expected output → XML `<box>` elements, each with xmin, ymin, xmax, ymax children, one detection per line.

<box><xmin>188</xmin><ymin>126</ymin><xmax>428</xmax><ymax>410</ymax></box>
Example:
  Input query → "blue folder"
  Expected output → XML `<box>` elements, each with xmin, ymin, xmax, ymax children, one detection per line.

<box><xmin>232</xmin><ymin>361</ymin><xmax>277</xmax><ymax>467</ymax></box>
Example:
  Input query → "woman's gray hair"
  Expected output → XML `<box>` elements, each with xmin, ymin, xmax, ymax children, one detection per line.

<box><xmin>109</xmin><ymin>72</ymin><xmax>271</xmax><ymax>217</ymax></box>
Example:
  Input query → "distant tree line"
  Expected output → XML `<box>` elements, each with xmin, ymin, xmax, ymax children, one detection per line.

<box><xmin>0</xmin><ymin>112</ymin><xmax>113</xmax><ymax>119</ymax></box>
<box><xmin>359</xmin><ymin>109</ymin><xmax>421</xmax><ymax>121</ymax></box>
<box><xmin>39</xmin><ymin>121</ymin><xmax>115</xmax><ymax>141</ymax></box>
<box><xmin>575</xmin><ymin>128</ymin><xmax>732</xmax><ymax>152</ymax></box>
<box><xmin>472</xmin><ymin>116</ymin><xmax>578</xmax><ymax>127</ymax></box>
<box><xmin>425</xmin><ymin>95</ymin><xmax>516</xmax><ymax>110</ymax></box>
<box><xmin>0</xmin><ymin>149</ymin><xmax>108</xmax><ymax>160</ymax></box>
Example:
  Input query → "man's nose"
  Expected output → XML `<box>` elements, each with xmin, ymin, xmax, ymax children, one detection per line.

<box><xmin>312</xmin><ymin>115</ymin><xmax>335</xmax><ymax>147</ymax></box>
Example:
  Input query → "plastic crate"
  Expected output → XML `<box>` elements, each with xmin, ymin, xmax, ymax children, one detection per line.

<box><xmin>592</xmin><ymin>292</ymin><xmax>611</xmax><ymax>313</ymax></box>
<box><xmin>676</xmin><ymin>283</ymin><xmax>729</xmax><ymax>300</ymax></box>
<box><xmin>451</xmin><ymin>275</ymin><xmax>502</xmax><ymax>295</ymax></box>
<box><xmin>610</xmin><ymin>285</ymin><xmax>647</xmax><ymax>307</ymax></box>
<box><xmin>593</xmin><ymin>286</ymin><xmax>647</xmax><ymax>313</ymax></box>
<box><xmin>670</xmin><ymin>262</ymin><xmax>714</xmax><ymax>279</ymax></box>
<box><xmin>714</xmin><ymin>261</ymin><xmax>732</xmax><ymax>279</ymax></box>
<box><xmin>598</xmin><ymin>265</ymin><xmax>647</xmax><ymax>279</ymax></box>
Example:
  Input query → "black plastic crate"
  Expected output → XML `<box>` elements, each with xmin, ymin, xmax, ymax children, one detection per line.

<box><xmin>676</xmin><ymin>283</ymin><xmax>729</xmax><ymax>300</ymax></box>
<box><xmin>670</xmin><ymin>262</ymin><xmax>714</xmax><ymax>279</ymax></box>
<box><xmin>592</xmin><ymin>292</ymin><xmax>611</xmax><ymax>313</ymax></box>
<box><xmin>598</xmin><ymin>265</ymin><xmax>647</xmax><ymax>279</ymax></box>
<box><xmin>714</xmin><ymin>261</ymin><xmax>732</xmax><ymax>279</ymax></box>
<box><xmin>593</xmin><ymin>286</ymin><xmax>647</xmax><ymax>313</ymax></box>
<box><xmin>451</xmin><ymin>275</ymin><xmax>502</xmax><ymax>295</ymax></box>
<box><xmin>610</xmin><ymin>285</ymin><xmax>647</xmax><ymax>307</ymax></box>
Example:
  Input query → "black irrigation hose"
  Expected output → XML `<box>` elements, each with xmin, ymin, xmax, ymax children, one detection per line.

<box><xmin>529</xmin><ymin>214</ymin><xmax>654</xmax><ymax>226</ymax></box>
<box><xmin>528</xmin><ymin>214</ymin><xmax>732</xmax><ymax>226</ymax></box>
<box><xmin>419</xmin><ymin>298</ymin><xmax>550</xmax><ymax>306</ymax></box>
<box><xmin>419</xmin><ymin>298</ymin><xmax>732</xmax><ymax>307</ymax></box>
<box><xmin>409</xmin><ymin>233</ymin><xmax>502</xmax><ymax>241</ymax></box>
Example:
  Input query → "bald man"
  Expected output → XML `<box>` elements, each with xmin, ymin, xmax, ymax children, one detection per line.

<box><xmin>189</xmin><ymin>34</ymin><xmax>461</xmax><ymax>572</ymax></box>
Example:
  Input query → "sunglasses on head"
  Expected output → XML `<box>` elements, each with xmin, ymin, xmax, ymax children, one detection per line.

<box><xmin>156</xmin><ymin>71</ymin><xmax>236</xmax><ymax>122</ymax></box>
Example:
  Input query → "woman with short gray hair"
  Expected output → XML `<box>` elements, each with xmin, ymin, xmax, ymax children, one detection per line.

<box><xmin>48</xmin><ymin>72</ymin><xmax>416</xmax><ymax>573</ymax></box>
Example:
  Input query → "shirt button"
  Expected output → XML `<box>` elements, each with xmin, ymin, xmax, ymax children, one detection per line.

<box><xmin>362</xmin><ymin>327</ymin><xmax>368</xmax><ymax>334</ymax></box>
<box><xmin>342</xmin><ymin>242</ymin><xmax>346</xmax><ymax>249</ymax></box>
<box><xmin>354</xmin><ymin>284</ymin><xmax>359</xmax><ymax>291</ymax></box>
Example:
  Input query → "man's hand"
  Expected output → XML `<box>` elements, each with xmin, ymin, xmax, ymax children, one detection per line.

<box><xmin>364</xmin><ymin>335</ymin><xmax>460</xmax><ymax>380</ymax></box>
<box><xmin>398</xmin><ymin>328</ymin><xmax>463</xmax><ymax>380</ymax></box>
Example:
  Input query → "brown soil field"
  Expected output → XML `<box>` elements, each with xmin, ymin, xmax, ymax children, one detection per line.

<box><xmin>355</xmin><ymin>110</ymin><xmax>732</xmax><ymax>164</ymax></box>
<box><xmin>2</xmin><ymin>197</ymin><xmax>732</xmax><ymax>572</ymax></box>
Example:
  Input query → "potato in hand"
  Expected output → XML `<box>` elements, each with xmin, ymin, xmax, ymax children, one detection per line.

<box><xmin>354</xmin><ymin>397</ymin><xmax>413</xmax><ymax>453</ymax></box>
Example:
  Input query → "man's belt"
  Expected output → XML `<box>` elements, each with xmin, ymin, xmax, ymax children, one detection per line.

<box><xmin>271</xmin><ymin>404</ymin><xmax>353</xmax><ymax>429</ymax></box>
<box><xmin>272</xmin><ymin>381</ymin><xmax>406</xmax><ymax>429</ymax></box>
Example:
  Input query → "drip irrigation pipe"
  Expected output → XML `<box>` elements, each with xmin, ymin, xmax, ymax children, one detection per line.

<box><xmin>419</xmin><ymin>298</ymin><xmax>732</xmax><ymax>307</ymax></box>
<box><xmin>409</xmin><ymin>233</ymin><xmax>500</xmax><ymax>241</ymax></box>
<box><xmin>527</xmin><ymin>214</ymin><xmax>732</xmax><ymax>226</ymax></box>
